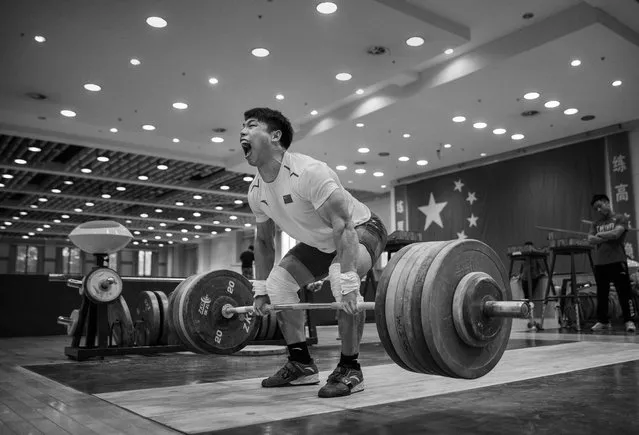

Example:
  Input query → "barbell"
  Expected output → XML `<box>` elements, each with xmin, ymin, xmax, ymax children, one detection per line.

<box><xmin>166</xmin><ymin>238</ymin><xmax>529</xmax><ymax>379</ymax></box>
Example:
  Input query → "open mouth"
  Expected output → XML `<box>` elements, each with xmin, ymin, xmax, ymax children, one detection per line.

<box><xmin>240</xmin><ymin>140</ymin><xmax>252</xmax><ymax>158</ymax></box>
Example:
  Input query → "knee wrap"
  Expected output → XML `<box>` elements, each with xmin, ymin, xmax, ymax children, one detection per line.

<box><xmin>266</xmin><ymin>266</ymin><xmax>301</xmax><ymax>305</ymax></box>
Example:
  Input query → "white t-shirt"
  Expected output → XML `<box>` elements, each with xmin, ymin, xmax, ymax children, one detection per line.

<box><xmin>248</xmin><ymin>152</ymin><xmax>371</xmax><ymax>253</ymax></box>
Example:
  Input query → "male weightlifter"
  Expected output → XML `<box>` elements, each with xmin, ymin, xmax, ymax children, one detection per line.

<box><xmin>240</xmin><ymin>107</ymin><xmax>387</xmax><ymax>397</ymax></box>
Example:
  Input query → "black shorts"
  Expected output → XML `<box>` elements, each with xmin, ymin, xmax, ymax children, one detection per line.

<box><xmin>279</xmin><ymin>213</ymin><xmax>388</xmax><ymax>286</ymax></box>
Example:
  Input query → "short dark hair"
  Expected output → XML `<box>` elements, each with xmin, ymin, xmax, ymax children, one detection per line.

<box><xmin>244</xmin><ymin>107</ymin><xmax>294</xmax><ymax>149</ymax></box>
<box><xmin>590</xmin><ymin>194</ymin><xmax>609</xmax><ymax>206</ymax></box>
<box><xmin>524</xmin><ymin>241</ymin><xmax>534</xmax><ymax>246</ymax></box>
<box><xmin>249</xmin><ymin>245</ymin><xmax>254</xmax><ymax>250</ymax></box>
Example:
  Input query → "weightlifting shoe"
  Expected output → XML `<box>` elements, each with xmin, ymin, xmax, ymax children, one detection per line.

<box><xmin>318</xmin><ymin>364</ymin><xmax>364</xmax><ymax>398</ymax></box>
<box><xmin>625</xmin><ymin>321</ymin><xmax>636</xmax><ymax>333</ymax></box>
<box><xmin>261</xmin><ymin>360</ymin><xmax>319</xmax><ymax>387</ymax></box>
<box><xmin>591</xmin><ymin>322</ymin><xmax>612</xmax><ymax>331</ymax></box>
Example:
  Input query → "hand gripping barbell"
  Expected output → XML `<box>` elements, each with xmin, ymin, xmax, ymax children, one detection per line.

<box><xmin>167</xmin><ymin>239</ymin><xmax>529</xmax><ymax>379</ymax></box>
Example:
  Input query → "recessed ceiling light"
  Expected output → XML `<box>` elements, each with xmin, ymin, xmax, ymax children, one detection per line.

<box><xmin>336</xmin><ymin>165</ymin><xmax>347</xmax><ymax>171</ymax></box>
<box><xmin>544</xmin><ymin>100</ymin><xmax>560</xmax><ymax>108</ymax></box>
<box><xmin>355</xmin><ymin>89</ymin><xmax>364</xmax><ymax>95</ymax></box>
<box><xmin>142</xmin><ymin>124</ymin><xmax>155</xmax><ymax>131</ymax></box>
<box><xmin>28</xmin><ymin>146</ymin><xmax>41</xmax><ymax>152</ymax></box>
<box><xmin>51</xmin><ymin>188</ymin><xmax>61</xmax><ymax>193</ymax></box>
<box><xmin>398</xmin><ymin>156</ymin><xmax>410</xmax><ymax>162</ymax></box>
<box><xmin>138</xmin><ymin>175</ymin><xmax>149</xmax><ymax>180</ymax></box>
<box><xmin>155</xmin><ymin>209</ymin><xmax>163</xmax><ymax>213</ymax></box>
<box><xmin>38</xmin><ymin>197</ymin><xmax>48</xmax><ymax>202</ymax></box>
<box><xmin>160</xmin><ymin>223</ymin><xmax>167</xmax><ymax>227</ymax></box>
<box><xmin>564</xmin><ymin>108</ymin><xmax>578</xmax><ymax>115</ymax></box>
<box><xmin>213</xmin><ymin>219</ymin><xmax>221</xmax><ymax>223</ymax></box>
<box><xmin>480</xmin><ymin>153</ymin><xmax>487</xmax><ymax>157</ymax></box>
<box><xmin>193</xmin><ymin>194</ymin><xmax>203</xmax><ymax>199</ymax></box>
<box><xmin>243</xmin><ymin>176</ymin><xmax>254</xmax><ymax>182</ymax></box>
<box><xmin>30</xmin><ymin>205</ymin><xmax>38</xmax><ymax>209</ymax></box>
<box><xmin>443</xmin><ymin>143</ymin><xmax>452</xmax><ymax>148</ymax></box>
<box><xmin>220</xmin><ymin>185</ymin><xmax>230</xmax><ymax>190</ymax></box>
<box><xmin>157</xmin><ymin>164</ymin><xmax>168</xmax><ymax>170</ymax></box>
<box><xmin>511</xmin><ymin>133</ymin><xmax>525</xmax><ymax>140</ymax></box>
<box><xmin>172</xmin><ymin>138</ymin><xmax>180</xmax><ymax>143</ymax></box>
<box><xmin>12</xmin><ymin>216</ymin><xmax>19</xmax><ymax>220</ymax></box>
<box><xmin>570</xmin><ymin>59</ymin><xmax>581</xmax><ymax>67</ymax></box>
<box><xmin>416</xmin><ymin>160</ymin><xmax>428</xmax><ymax>166</ymax></box>
<box><xmin>140</xmin><ymin>213</ymin><xmax>149</xmax><ymax>218</ymax></box>
<box><xmin>0</xmin><ymin>183</ymin><xmax>4</xmax><ymax>188</ymax></box>
<box><xmin>310</xmin><ymin>110</ymin><xmax>318</xmax><ymax>116</ymax></box>
<box><xmin>194</xmin><ymin>224</ymin><xmax>202</xmax><ymax>229</ymax></box>
<box><xmin>172</xmin><ymin>102</ymin><xmax>188</xmax><ymax>110</ymax></box>
<box><xmin>109</xmin><ymin>128</ymin><xmax>118</xmax><ymax>133</ymax></box>
<box><xmin>373</xmin><ymin>172</ymin><xmax>384</xmax><ymax>177</ymax></box>
<box><xmin>358</xmin><ymin>147</ymin><xmax>370</xmax><ymax>154</ymax></box>
<box><xmin>229</xmin><ymin>215</ymin><xmax>238</xmax><ymax>220</ymax></box>
<box><xmin>2</xmin><ymin>174</ymin><xmax>14</xmax><ymax>179</ymax></box>
<box><xmin>54</xmin><ymin>219</ymin><xmax>61</xmax><ymax>223</ymax></box>
<box><xmin>251</xmin><ymin>48</ymin><xmax>270</xmax><ymax>57</ymax></box>
<box><xmin>381</xmin><ymin>185</ymin><xmax>387</xmax><ymax>188</ymax></box>
<box><xmin>402</xmin><ymin>133</ymin><xmax>411</xmax><ymax>138</ymax></box>
<box><xmin>43</xmin><ymin>224</ymin><xmax>50</xmax><ymax>228</ymax></box>
<box><xmin>130</xmin><ymin>58</ymin><xmax>141</xmax><ymax>66</ymax></box>
<box><xmin>356</xmin><ymin>123</ymin><xmax>364</xmax><ymax>127</ymax></box>
<box><xmin>60</xmin><ymin>110</ymin><xmax>76</xmax><ymax>118</ymax></box>
<box><xmin>316</xmin><ymin>2</ymin><xmax>337</xmax><ymax>14</ymax></box>
<box><xmin>34</xmin><ymin>35</ymin><xmax>46</xmax><ymax>43</ymax></box>
<box><xmin>116</xmin><ymin>186</ymin><xmax>126</xmax><ymax>191</ymax></box>
<box><xmin>14</xmin><ymin>159</ymin><xmax>27</xmax><ymax>165</ymax></box>
<box><xmin>523</xmin><ymin>92</ymin><xmax>540</xmax><ymax>100</ymax></box>
<box><xmin>211</xmin><ymin>136</ymin><xmax>224</xmax><ymax>143</ymax></box>
<box><xmin>36</xmin><ymin>228</ymin><xmax>44</xmax><ymax>232</ymax></box>
<box><xmin>355</xmin><ymin>168</ymin><xmax>366</xmax><ymax>174</ymax></box>
<box><xmin>64</xmin><ymin>180</ymin><xmax>73</xmax><ymax>185</ymax></box>
<box><xmin>612</xmin><ymin>80</ymin><xmax>622</xmax><ymax>87</ymax></box>
<box><xmin>146</xmin><ymin>16</ymin><xmax>168</xmax><ymax>28</ymax></box>
<box><xmin>97</xmin><ymin>156</ymin><xmax>109</xmax><ymax>162</ymax></box>
<box><xmin>444</xmin><ymin>48</ymin><xmax>454</xmax><ymax>55</ymax></box>
<box><xmin>176</xmin><ymin>201</ymin><xmax>184</xmax><ymax>206</ymax></box>
<box><xmin>275</xmin><ymin>94</ymin><xmax>284</xmax><ymax>100</ymax></box>
<box><xmin>155</xmin><ymin>236</ymin><xmax>161</xmax><ymax>240</ymax></box>
<box><xmin>493</xmin><ymin>128</ymin><xmax>507</xmax><ymax>135</ymax></box>
<box><xmin>406</xmin><ymin>36</ymin><xmax>424</xmax><ymax>47</ymax></box>
<box><xmin>452</xmin><ymin>116</ymin><xmax>466</xmax><ymax>123</ymax></box>
<box><xmin>133</xmin><ymin>241</ymin><xmax>139</xmax><ymax>245</ymax></box>
<box><xmin>74</xmin><ymin>208</ymin><xmax>83</xmax><ymax>213</ymax></box>
<box><xmin>81</xmin><ymin>168</ymin><xmax>92</xmax><ymax>174</ymax></box>
<box><xmin>234</xmin><ymin>199</ymin><xmax>244</xmax><ymax>205</ymax></box>
<box><xmin>85</xmin><ymin>202</ymin><xmax>94</xmax><ymax>206</ymax></box>
<box><xmin>336</xmin><ymin>72</ymin><xmax>352</xmax><ymax>81</ymax></box>
<box><xmin>244</xmin><ymin>223</ymin><xmax>252</xmax><ymax>227</ymax></box>
<box><xmin>84</xmin><ymin>83</ymin><xmax>102</xmax><ymax>92</ymax></box>
<box><xmin>225</xmin><ymin>228</ymin><xmax>232</xmax><ymax>232</ymax></box>
<box><xmin>473</xmin><ymin>122</ymin><xmax>487</xmax><ymax>129</ymax></box>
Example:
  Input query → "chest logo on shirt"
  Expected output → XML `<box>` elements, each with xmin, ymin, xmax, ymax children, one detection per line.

<box><xmin>283</xmin><ymin>194</ymin><xmax>293</xmax><ymax>204</ymax></box>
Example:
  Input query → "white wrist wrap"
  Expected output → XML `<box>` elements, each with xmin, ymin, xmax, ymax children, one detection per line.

<box><xmin>253</xmin><ymin>280</ymin><xmax>268</xmax><ymax>297</ymax></box>
<box><xmin>329</xmin><ymin>263</ymin><xmax>342</xmax><ymax>298</ymax></box>
<box><xmin>340</xmin><ymin>271</ymin><xmax>360</xmax><ymax>295</ymax></box>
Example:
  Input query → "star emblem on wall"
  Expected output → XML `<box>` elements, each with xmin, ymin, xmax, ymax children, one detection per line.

<box><xmin>418</xmin><ymin>193</ymin><xmax>448</xmax><ymax>230</ymax></box>
<box><xmin>466</xmin><ymin>192</ymin><xmax>477</xmax><ymax>205</ymax></box>
<box><xmin>453</xmin><ymin>179</ymin><xmax>481</xmax><ymax>240</ymax></box>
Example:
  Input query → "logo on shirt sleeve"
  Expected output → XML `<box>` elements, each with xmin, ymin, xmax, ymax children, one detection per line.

<box><xmin>283</xmin><ymin>194</ymin><xmax>293</xmax><ymax>204</ymax></box>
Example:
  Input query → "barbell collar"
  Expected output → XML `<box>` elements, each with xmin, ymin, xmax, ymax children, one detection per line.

<box><xmin>66</xmin><ymin>279</ymin><xmax>83</xmax><ymax>289</ymax></box>
<box><xmin>483</xmin><ymin>300</ymin><xmax>530</xmax><ymax>318</ymax></box>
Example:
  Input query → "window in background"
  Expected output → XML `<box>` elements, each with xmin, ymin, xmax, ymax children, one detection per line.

<box><xmin>15</xmin><ymin>245</ymin><xmax>39</xmax><ymax>274</ymax></box>
<box><xmin>138</xmin><ymin>250</ymin><xmax>152</xmax><ymax>276</ymax></box>
<box><xmin>62</xmin><ymin>247</ymin><xmax>82</xmax><ymax>274</ymax></box>
<box><xmin>109</xmin><ymin>252</ymin><xmax>118</xmax><ymax>271</ymax></box>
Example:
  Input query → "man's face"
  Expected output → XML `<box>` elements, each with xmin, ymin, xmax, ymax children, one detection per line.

<box><xmin>593</xmin><ymin>199</ymin><xmax>611</xmax><ymax>218</ymax></box>
<box><xmin>240</xmin><ymin>118</ymin><xmax>279</xmax><ymax>167</ymax></box>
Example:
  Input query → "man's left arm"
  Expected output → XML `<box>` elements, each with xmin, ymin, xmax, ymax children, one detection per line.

<box><xmin>316</xmin><ymin>189</ymin><xmax>361</xmax><ymax>314</ymax></box>
<box><xmin>596</xmin><ymin>216</ymin><xmax>628</xmax><ymax>240</ymax></box>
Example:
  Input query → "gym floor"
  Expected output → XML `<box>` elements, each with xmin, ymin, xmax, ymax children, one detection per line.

<box><xmin>1</xmin><ymin>321</ymin><xmax>639</xmax><ymax>434</ymax></box>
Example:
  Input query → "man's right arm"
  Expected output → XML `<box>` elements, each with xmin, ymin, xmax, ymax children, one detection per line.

<box><xmin>255</xmin><ymin>219</ymin><xmax>276</xmax><ymax>280</ymax></box>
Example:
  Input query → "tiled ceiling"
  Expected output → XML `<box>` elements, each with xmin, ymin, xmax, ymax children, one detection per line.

<box><xmin>1</xmin><ymin>0</ymin><xmax>639</xmax><ymax>246</ymax></box>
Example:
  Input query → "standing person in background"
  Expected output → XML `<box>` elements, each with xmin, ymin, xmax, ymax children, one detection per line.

<box><xmin>240</xmin><ymin>245</ymin><xmax>255</xmax><ymax>280</ymax></box>
<box><xmin>588</xmin><ymin>194</ymin><xmax>636</xmax><ymax>332</ymax></box>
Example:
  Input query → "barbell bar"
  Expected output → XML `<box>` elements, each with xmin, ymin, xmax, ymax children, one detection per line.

<box><xmin>221</xmin><ymin>300</ymin><xmax>530</xmax><ymax>319</ymax></box>
<box><xmin>167</xmin><ymin>239</ymin><xmax>527</xmax><ymax>379</ymax></box>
